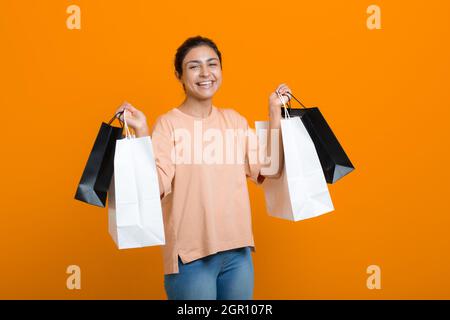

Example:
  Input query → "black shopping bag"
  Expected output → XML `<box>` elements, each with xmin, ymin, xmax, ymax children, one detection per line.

<box><xmin>281</xmin><ymin>93</ymin><xmax>354</xmax><ymax>184</ymax></box>
<box><xmin>74</xmin><ymin>112</ymin><xmax>124</xmax><ymax>207</ymax></box>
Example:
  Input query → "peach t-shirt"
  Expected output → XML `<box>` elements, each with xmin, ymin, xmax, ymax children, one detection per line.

<box><xmin>151</xmin><ymin>106</ymin><xmax>265</xmax><ymax>275</ymax></box>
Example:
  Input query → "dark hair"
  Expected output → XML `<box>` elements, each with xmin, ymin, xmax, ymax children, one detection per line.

<box><xmin>174</xmin><ymin>36</ymin><xmax>222</xmax><ymax>78</ymax></box>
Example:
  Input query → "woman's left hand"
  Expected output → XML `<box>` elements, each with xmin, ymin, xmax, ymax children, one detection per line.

<box><xmin>269</xmin><ymin>83</ymin><xmax>292</xmax><ymax>115</ymax></box>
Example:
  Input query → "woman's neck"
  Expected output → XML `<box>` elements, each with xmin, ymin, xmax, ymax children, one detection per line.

<box><xmin>179</xmin><ymin>96</ymin><xmax>213</xmax><ymax>119</ymax></box>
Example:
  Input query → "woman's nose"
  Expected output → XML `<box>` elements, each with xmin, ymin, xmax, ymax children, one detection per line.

<box><xmin>199</xmin><ymin>65</ymin><xmax>210</xmax><ymax>77</ymax></box>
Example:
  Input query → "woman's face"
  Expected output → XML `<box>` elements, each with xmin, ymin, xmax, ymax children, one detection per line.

<box><xmin>178</xmin><ymin>45</ymin><xmax>222</xmax><ymax>101</ymax></box>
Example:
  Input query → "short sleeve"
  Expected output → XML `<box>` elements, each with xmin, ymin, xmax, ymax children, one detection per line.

<box><xmin>246</xmin><ymin>125</ymin><xmax>266</xmax><ymax>185</ymax></box>
<box><xmin>151</xmin><ymin>115</ymin><xmax>176</xmax><ymax>199</ymax></box>
<box><xmin>236</xmin><ymin>113</ymin><xmax>266</xmax><ymax>186</ymax></box>
<box><xmin>233</xmin><ymin>110</ymin><xmax>284</xmax><ymax>183</ymax></box>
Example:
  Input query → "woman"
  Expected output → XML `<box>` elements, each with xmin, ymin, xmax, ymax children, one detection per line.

<box><xmin>115</xmin><ymin>36</ymin><xmax>291</xmax><ymax>300</ymax></box>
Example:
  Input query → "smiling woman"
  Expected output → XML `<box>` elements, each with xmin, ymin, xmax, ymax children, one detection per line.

<box><xmin>174</xmin><ymin>37</ymin><xmax>223</xmax><ymax>115</ymax></box>
<box><xmin>114</xmin><ymin>36</ymin><xmax>292</xmax><ymax>300</ymax></box>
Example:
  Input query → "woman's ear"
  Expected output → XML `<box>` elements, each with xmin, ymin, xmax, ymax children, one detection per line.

<box><xmin>175</xmin><ymin>70</ymin><xmax>186</xmax><ymax>92</ymax></box>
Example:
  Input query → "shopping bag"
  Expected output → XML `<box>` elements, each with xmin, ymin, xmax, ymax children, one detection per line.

<box><xmin>257</xmin><ymin>93</ymin><xmax>334</xmax><ymax>221</ymax></box>
<box><xmin>281</xmin><ymin>93</ymin><xmax>354</xmax><ymax>184</ymax></box>
<box><xmin>108</xmin><ymin>114</ymin><xmax>165</xmax><ymax>249</ymax></box>
<box><xmin>74</xmin><ymin>112</ymin><xmax>124</xmax><ymax>207</ymax></box>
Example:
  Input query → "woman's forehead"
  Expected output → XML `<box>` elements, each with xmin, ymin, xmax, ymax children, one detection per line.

<box><xmin>184</xmin><ymin>46</ymin><xmax>219</xmax><ymax>64</ymax></box>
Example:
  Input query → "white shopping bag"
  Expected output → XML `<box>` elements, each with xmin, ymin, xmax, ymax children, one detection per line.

<box><xmin>108</xmin><ymin>113</ymin><xmax>165</xmax><ymax>249</ymax></box>
<box><xmin>256</xmin><ymin>99</ymin><xmax>334</xmax><ymax>221</ymax></box>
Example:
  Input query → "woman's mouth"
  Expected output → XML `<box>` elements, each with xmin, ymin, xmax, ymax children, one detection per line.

<box><xmin>196</xmin><ymin>80</ymin><xmax>214</xmax><ymax>89</ymax></box>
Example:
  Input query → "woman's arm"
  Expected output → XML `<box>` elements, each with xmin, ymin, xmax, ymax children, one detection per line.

<box><xmin>261</xmin><ymin>84</ymin><xmax>291</xmax><ymax>179</ymax></box>
<box><xmin>261</xmin><ymin>107</ymin><xmax>284</xmax><ymax>179</ymax></box>
<box><xmin>115</xmin><ymin>102</ymin><xmax>174</xmax><ymax>198</ymax></box>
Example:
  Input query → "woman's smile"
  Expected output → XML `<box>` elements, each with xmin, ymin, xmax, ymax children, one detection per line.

<box><xmin>195</xmin><ymin>80</ymin><xmax>216</xmax><ymax>90</ymax></box>
<box><xmin>196</xmin><ymin>80</ymin><xmax>214</xmax><ymax>88</ymax></box>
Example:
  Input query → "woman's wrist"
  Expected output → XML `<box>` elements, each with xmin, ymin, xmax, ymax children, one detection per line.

<box><xmin>135</xmin><ymin>124</ymin><xmax>150</xmax><ymax>137</ymax></box>
<box><xmin>269</xmin><ymin>106</ymin><xmax>282</xmax><ymax>129</ymax></box>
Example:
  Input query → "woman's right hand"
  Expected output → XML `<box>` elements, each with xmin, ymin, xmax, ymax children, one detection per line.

<box><xmin>114</xmin><ymin>101</ymin><xmax>150</xmax><ymax>137</ymax></box>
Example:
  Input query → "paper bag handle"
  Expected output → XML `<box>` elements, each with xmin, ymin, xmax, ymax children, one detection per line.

<box><xmin>122</xmin><ymin>110</ymin><xmax>135</xmax><ymax>139</ymax></box>
<box><xmin>277</xmin><ymin>90</ymin><xmax>291</xmax><ymax>119</ymax></box>
<box><xmin>108</xmin><ymin>111</ymin><xmax>124</xmax><ymax>128</ymax></box>
<box><xmin>288</xmin><ymin>92</ymin><xmax>307</xmax><ymax>109</ymax></box>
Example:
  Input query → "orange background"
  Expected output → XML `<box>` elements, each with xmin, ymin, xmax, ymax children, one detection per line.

<box><xmin>1</xmin><ymin>0</ymin><xmax>449</xmax><ymax>299</ymax></box>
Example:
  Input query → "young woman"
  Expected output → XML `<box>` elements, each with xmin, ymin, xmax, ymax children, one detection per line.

<box><xmin>115</xmin><ymin>36</ymin><xmax>291</xmax><ymax>300</ymax></box>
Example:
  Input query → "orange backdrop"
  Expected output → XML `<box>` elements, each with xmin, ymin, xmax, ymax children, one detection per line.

<box><xmin>1</xmin><ymin>0</ymin><xmax>449</xmax><ymax>299</ymax></box>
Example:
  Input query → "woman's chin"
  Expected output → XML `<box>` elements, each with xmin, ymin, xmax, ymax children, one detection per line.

<box><xmin>192</xmin><ymin>89</ymin><xmax>217</xmax><ymax>101</ymax></box>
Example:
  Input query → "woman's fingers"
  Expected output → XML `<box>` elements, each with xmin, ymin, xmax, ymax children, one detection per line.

<box><xmin>276</xmin><ymin>83</ymin><xmax>285</xmax><ymax>90</ymax></box>
<box><xmin>123</xmin><ymin>109</ymin><xmax>136</xmax><ymax>122</ymax></box>
<box><xmin>112</xmin><ymin>102</ymin><xmax>148</xmax><ymax>136</ymax></box>
<box><xmin>276</xmin><ymin>84</ymin><xmax>292</xmax><ymax>103</ymax></box>
<box><xmin>275</xmin><ymin>84</ymin><xmax>290</xmax><ymax>94</ymax></box>
<box><xmin>274</xmin><ymin>84</ymin><xmax>290</xmax><ymax>101</ymax></box>
<box><xmin>122</xmin><ymin>102</ymin><xmax>137</xmax><ymax>112</ymax></box>
<box><xmin>127</xmin><ymin>104</ymin><xmax>138</xmax><ymax>113</ymax></box>
<box><xmin>115</xmin><ymin>101</ymin><xmax>137</xmax><ymax>120</ymax></box>
<box><xmin>277</xmin><ymin>84</ymin><xmax>290</xmax><ymax>94</ymax></box>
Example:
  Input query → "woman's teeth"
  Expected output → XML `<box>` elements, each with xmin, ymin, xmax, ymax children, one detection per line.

<box><xmin>197</xmin><ymin>81</ymin><xmax>213</xmax><ymax>88</ymax></box>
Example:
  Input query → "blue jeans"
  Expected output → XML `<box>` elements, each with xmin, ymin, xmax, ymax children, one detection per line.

<box><xmin>164</xmin><ymin>246</ymin><xmax>254</xmax><ymax>300</ymax></box>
